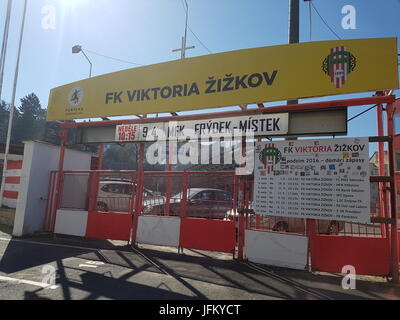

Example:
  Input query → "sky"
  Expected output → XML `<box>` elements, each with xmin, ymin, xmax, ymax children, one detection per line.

<box><xmin>0</xmin><ymin>0</ymin><xmax>399</xmax><ymax>152</ymax></box>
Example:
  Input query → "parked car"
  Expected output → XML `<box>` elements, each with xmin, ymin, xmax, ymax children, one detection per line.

<box><xmin>227</xmin><ymin>201</ymin><xmax>344</xmax><ymax>235</ymax></box>
<box><xmin>144</xmin><ymin>188</ymin><xmax>233</xmax><ymax>219</ymax></box>
<box><xmin>254</xmin><ymin>216</ymin><xmax>345</xmax><ymax>235</ymax></box>
<box><xmin>96</xmin><ymin>180</ymin><xmax>164</xmax><ymax>212</ymax></box>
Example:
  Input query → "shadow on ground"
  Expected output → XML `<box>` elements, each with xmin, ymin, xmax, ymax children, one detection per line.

<box><xmin>0</xmin><ymin>234</ymin><xmax>399</xmax><ymax>300</ymax></box>
<box><xmin>0</xmin><ymin>224</ymin><xmax>13</xmax><ymax>236</ymax></box>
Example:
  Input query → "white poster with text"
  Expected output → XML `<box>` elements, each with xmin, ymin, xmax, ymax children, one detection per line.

<box><xmin>254</xmin><ymin>138</ymin><xmax>370</xmax><ymax>223</ymax></box>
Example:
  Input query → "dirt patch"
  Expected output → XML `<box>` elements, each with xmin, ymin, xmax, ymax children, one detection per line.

<box><xmin>0</xmin><ymin>208</ymin><xmax>15</xmax><ymax>228</ymax></box>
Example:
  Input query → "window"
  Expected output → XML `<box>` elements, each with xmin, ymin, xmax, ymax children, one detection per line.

<box><xmin>194</xmin><ymin>190</ymin><xmax>215</xmax><ymax>201</ymax></box>
<box><xmin>103</xmin><ymin>184</ymin><xmax>124</xmax><ymax>194</ymax></box>
<box><xmin>396</xmin><ymin>151</ymin><xmax>400</xmax><ymax>172</ymax></box>
<box><xmin>143</xmin><ymin>189</ymin><xmax>155</xmax><ymax>197</ymax></box>
<box><xmin>395</xmin><ymin>113</ymin><xmax>400</xmax><ymax>135</ymax></box>
<box><xmin>216</xmin><ymin>191</ymin><xmax>231</xmax><ymax>201</ymax></box>
<box><xmin>124</xmin><ymin>184</ymin><xmax>133</xmax><ymax>195</ymax></box>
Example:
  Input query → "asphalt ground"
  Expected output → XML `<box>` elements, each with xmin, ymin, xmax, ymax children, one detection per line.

<box><xmin>0</xmin><ymin>225</ymin><xmax>399</xmax><ymax>301</ymax></box>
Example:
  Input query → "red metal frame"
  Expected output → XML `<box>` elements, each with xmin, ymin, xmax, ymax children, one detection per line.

<box><xmin>60</xmin><ymin>96</ymin><xmax>396</xmax><ymax>129</ymax></box>
<box><xmin>47</xmin><ymin>94</ymin><xmax>399</xmax><ymax>282</ymax></box>
<box><xmin>179</xmin><ymin>172</ymin><xmax>189</xmax><ymax>218</ymax></box>
<box><xmin>97</xmin><ymin>144</ymin><xmax>104</xmax><ymax>170</ymax></box>
<box><xmin>131</xmin><ymin>143</ymin><xmax>145</xmax><ymax>244</ymax></box>
<box><xmin>385</xmin><ymin>102</ymin><xmax>399</xmax><ymax>283</ymax></box>
<box><xmin>377</xmin><ymin>103</ymin><xmax>387</xmax><ymax>238</ymax></box>
<box><xmin>44</xmin><ymin>171</ymin><xmax>57</xmax><ymax>232</ymax></box>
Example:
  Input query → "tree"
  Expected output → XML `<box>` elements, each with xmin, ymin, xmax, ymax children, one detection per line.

<box><xmin>102</xmin><ymin>144</ymin><xmax>138</xmax><ymax>170</ymax></box>
<box><xmin>0</xmin><ymin>100</ymin><xmax>9</xmax><ymax>143</ymax></box>
<box><xmin>102</xmin><ymin>143</ymin><xmax>165</xmax><ymax>171</ymax></box>
<box><xmin>12</xmin><ymin>93</ymin><xmax>46</xmax><ymax>144</ymax></box>
<box><xmin>0</xmin><ymin>100</ymin><xmax>21</xmax><ymax>145</ymax></box>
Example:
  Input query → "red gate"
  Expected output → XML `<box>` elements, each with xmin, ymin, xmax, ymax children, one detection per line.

<box><xmin>44</xmin><ymin>94</ymin><xmax>399</xmax><ymax>281</ymax></box>
<box><xmin>45</xmin><ymin>169</ymin><xmax>238</xmax><ymax>254</ymax></box>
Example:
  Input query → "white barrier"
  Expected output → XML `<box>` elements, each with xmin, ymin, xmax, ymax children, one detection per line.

<box><xmin>2</xmin><ymin>160</ymin><xmax>23</xmax><ymax>209</ymax></box>
<box><xmin>245</xmin><ymin>230</ymin><xmax>308</xmax><ymax>270</ymax></box>
<box><xmin>136</xmin><ymin>216</ymin><xmax>181</xmax><ymax>247</ymax></box>
<box><xmin>54</xmin><ymin>209</ymin><xmax>88</xmax><ymax>237</ymax></box>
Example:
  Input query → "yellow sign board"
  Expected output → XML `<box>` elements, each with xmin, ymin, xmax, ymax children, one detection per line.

<box><xmin>47</xmin><ymin>37</ymin><xmax>398</xmax><ymax>121</ymax></box>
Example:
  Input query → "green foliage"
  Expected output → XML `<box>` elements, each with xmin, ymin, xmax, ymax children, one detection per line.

<box><xmin>0</xmin><ymin>93</ymin><xmax>163</xmax><ymax>171</ymax></box>
<box><xmin>102</xmin><ymin>144</ymin><xmax>138</xmax><ymax>170</ymax></box>
<box><xmin>12</xmin><ymin>93</ymin><xmax>46</xmax><ymax>143</ymax></box>
<box><xmin>0</xmin><ymin>100</ymin><xmax>9</xmax><ymax>143</ymax></box>
<box><xmin>102</xmin><ymin>143</ymin><xmax>165</xmax><ymax>171</ymax></box>
<box><xmin>0</xmin><ymin>93</ymin><xmax>61</xmax><ymax>146</ymax></box>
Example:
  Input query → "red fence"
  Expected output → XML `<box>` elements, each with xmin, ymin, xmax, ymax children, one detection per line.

<box><xmin>180</xmin><ymin>218</ymin><xmax>236</xmax><ymax>253</ymax></box>
<box><xmin>86</xmin><ymin>211</ymin><xmax>132</xmax><ymax>241</ymax></box>
<box><xmin>44</xmin><ymin>167</ymin><xmax>395</xmax><ymax>277</ymax></box>
<box><xmin>45</xmin><ymin>170</ymin><xmax>239</xmax><ymax>254</ymax></box>
<box><xmin>239</xmin><ymin>172</ymin><xmax>393</xmax><ymax>277</ymax></box>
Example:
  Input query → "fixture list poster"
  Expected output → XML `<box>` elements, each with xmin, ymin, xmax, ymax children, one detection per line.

<box><xmin>254</xmin><ymin>138</ymin><xmax>370</xmax><ymax>223</ymax></box>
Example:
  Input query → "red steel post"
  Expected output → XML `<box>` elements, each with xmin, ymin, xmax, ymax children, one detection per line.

<box><xmin>44</xmin><ymin>172</ymin><xmax>55</xmax><ymax>231</ymax></box>
<box><xmin>377</xmin><ymin>104</ymin><xmax>387</xmax><ymax>237</ymax></box>
<box><xmin>51</xmin><ymin>123</ymin><xmax>68</xmax><ymax>232</ymax></box>
<box><xmin>164</xmin><ymin>142</ymin><xmax>174</xmax><ymax>216</ymax></box>
<box><xmin>131</xmin><ymin>143</ymin><xmax>145</xmax><ymax>244</ymax></box>
<box><xmin>179</xmin><ymin>171</ymin><xmax>189</xmax><ymax>218</ymax></box>
<box><xmin>97</xmin><ymin>144</ymin><xmax>104</xmax><ymax>170</ymax></box>
<box><xmin>386</xmin><ymin>102</ymin><xmax>399</xmax><ymax>283</ymax></box>
<box><xmin>88</xmin><ymin>171</ymin><xmax>99</xmax><ymax>212</ymax></box>
<box><xmin>237</xmin><ymin>134</ymin><xmax>248</xmax><ymax>260</ymax></box>
<box><xmin>232</xmin><ymin>174</ymin><xmax>238</xmax><ymax>221</ymax></box>
<box><xmin>306</xmin><ymin>219</ymin><xmax>316</xmax><ymax>271</ymax></box>
<box><xmin>237</xmin><ymin>178</ymin><xmax>245</xmax><ymax>260</ymax></box>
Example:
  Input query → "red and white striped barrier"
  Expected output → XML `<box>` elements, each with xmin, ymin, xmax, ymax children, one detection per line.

<box><xmin>2</xmin><ymin>160</ymin><xmax>23</xmax><ymax>208</ymax></box>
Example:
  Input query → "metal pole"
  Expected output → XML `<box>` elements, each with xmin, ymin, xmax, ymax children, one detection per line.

<box><xmin>0</xmin><ymin>0</ymin><xmax>12</xmax><ymax>100</ymax></box>
<box><xmin>164</xmin><ymin>143</ymin><xmax>174</xmax><ymax>216</ymax></box>
<box><xmin>97</xmin><ymin>144</ymin><xmax>104</xmax><ymax>170</ymax></box>
<box><xmin>131</xmin><ymin>142</ymin><xmax>145</xmax><ymax>245</ymax></box>
<box><xmin>172</xmin><ymin>0</ymin><xmax>194</xmax><ymax>59</ymax></box>
<box><xmin>51</xmin><ymin>123</ymin><xmax>68</xmax><ymax>233</ymax></box>
<box><xmin>377</xmin><ymin>104</ymin><xmax>387</xmax><ymax>237</ymax></box>
<box><xmin>0</xmin><ymin>0</ymin><xmax>27</xmax><ymax>208</ymax></box>
<box><xmin>183</xmin><ymin>0</ymin><xmax>189</xmax><ymax>59</ymax></box>
<box><xmin>80</xmin><ymin>49</ymin><xmax>92</xmax><ymax>78</ymax></box>
<box><xmin>308</xmin><ymin>0</ymin><xmax>312</xmax><ymax>41</ymax></box>
<box><xmin>386</xmin><ymin>103</ymin><xmax>399</xmax><ymax>283</ymax></box>
<box><xmin>287</xmin><ymin>0</ymin><xmax>299</xmax><ymax>105</ymax></box>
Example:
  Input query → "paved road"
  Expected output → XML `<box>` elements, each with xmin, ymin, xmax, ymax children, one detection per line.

<box><xmin>0</xmin><ymin>227</ymin><xmax>399</xmax><ymax>300</ymax></box>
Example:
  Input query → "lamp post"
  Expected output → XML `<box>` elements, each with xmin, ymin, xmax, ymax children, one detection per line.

<box><xmin>72</xmin><ymin>45</ymin><xmax>106</xmax><ymax>164</ymax></box>
<box><xmin>72</xmin><ymin>45</ymin><xmax>92</xmax><ymax>78</ymax></box>
<box><xmin>0</xmin><ymin>0</ymin><xmax>28</xmax><ymax>208</ymax></box>
<box><xmin>0</xmin><ymin>0</ymin><xmax>12</xmax><ymax>101</ymax></box>
<box><xmin>172</xmin><ymin>0</ymin><xmax>195</xmax><ymax>59</ymax></box>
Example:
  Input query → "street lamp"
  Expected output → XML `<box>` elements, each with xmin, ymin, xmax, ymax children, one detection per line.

<box><xmin>72</xmin><ymin>45</ymin><xmax>92</xmax><ymax>78</ymax></box>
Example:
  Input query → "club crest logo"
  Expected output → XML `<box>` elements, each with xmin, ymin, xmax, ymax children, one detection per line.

<box><xmin>259</xmin><ymin>144</ymin><xmax>281</xmax><ymax>174</ymax></box>
<box><xmin>322</xmin><ymin>46</ymin><xmax>357</xmax><ymax>88</ymax></box>
<box><xmin>68</xmin><ymin>87</ymin><xmax>84</xmax><ymax>106</ymax></box>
